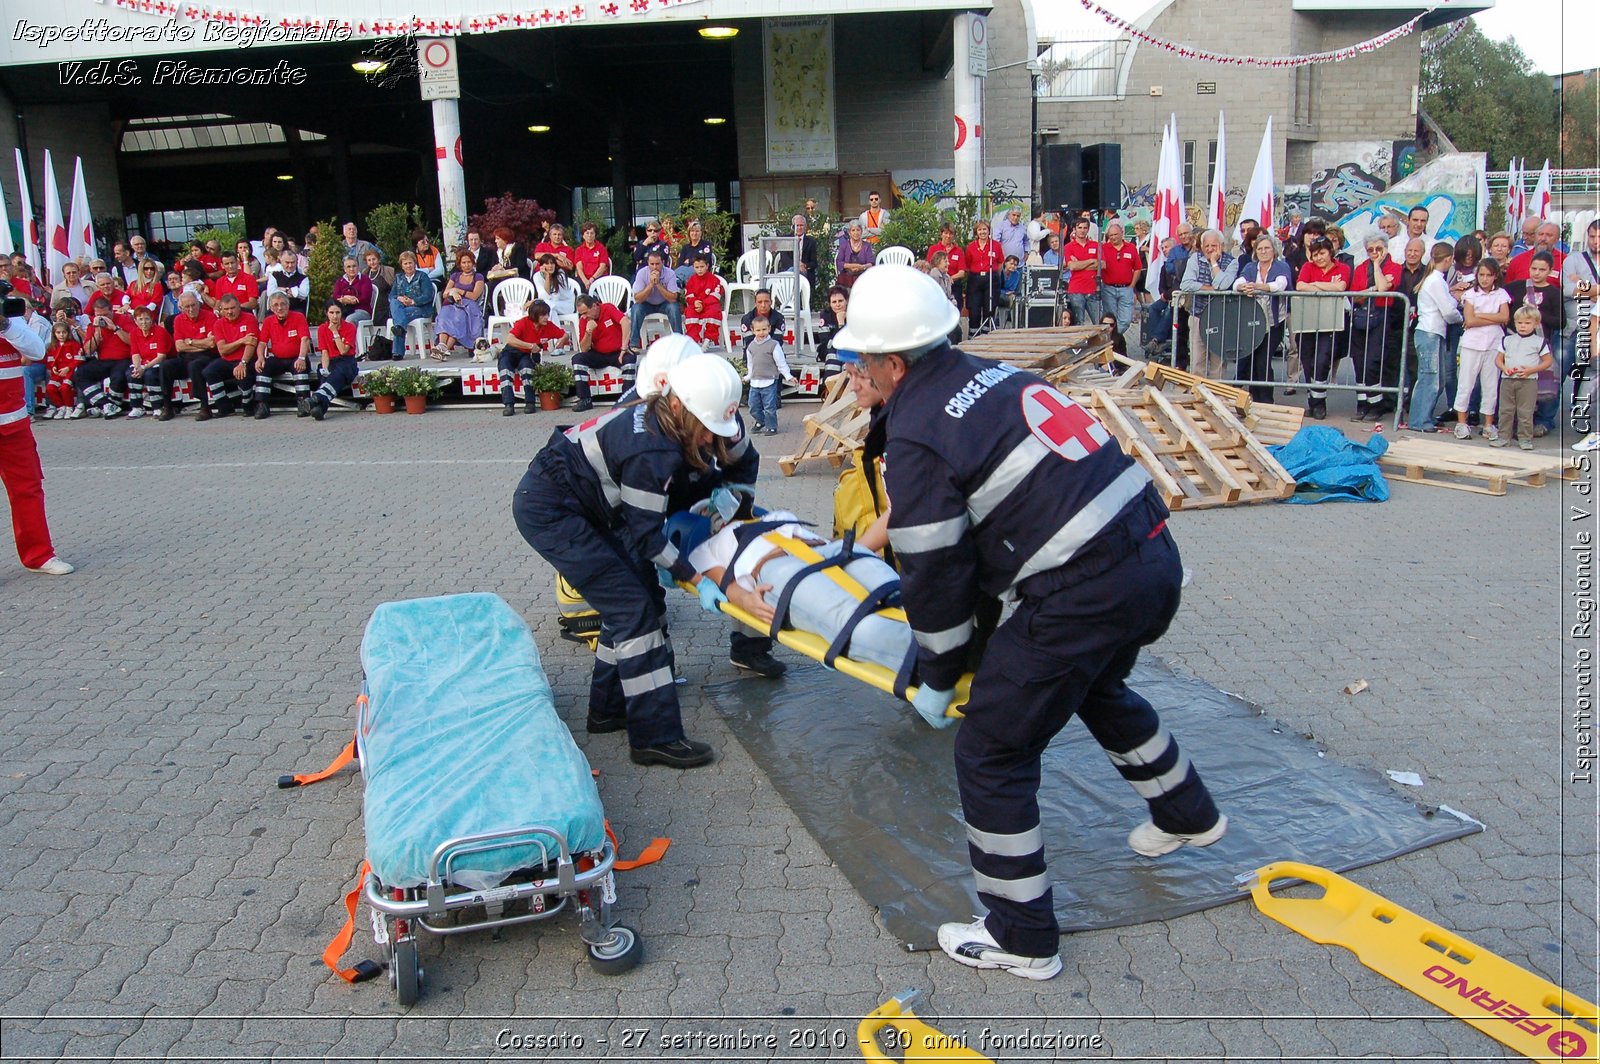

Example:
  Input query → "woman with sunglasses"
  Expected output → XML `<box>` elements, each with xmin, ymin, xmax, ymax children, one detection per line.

<box><xmin>630</xmin><ymin>222</ymin><xmax>670</xmax><ymax>277</ymax></box>
<box><xmin>125</xmin><ymin>260</ymin><xmax>167</xmax><ymax>317</ymax></box>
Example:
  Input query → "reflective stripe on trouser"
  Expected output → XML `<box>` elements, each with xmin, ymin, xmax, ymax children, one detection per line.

<box><xmin>130</xmin><ymin>365</ymin><xmax>167</xmax><ymax>409</ymax></box>
<box><xmin>314</xmin><ymin>356</ymin><xmax>360</xmax><ymax>405</ymax></box>
<box><xmin>255</xmin><ymin>356</ymin><xmax>310</xmax><ymax>398</ymax></box>
<box><xmin>513</xmin><ymin>468</ymin><xmax>686</xmax><ymax>749</ymax></box>
<box><xmin>202</xmin><ymin>358</ymin><xmax>251</xmax><ymax>408</ymax></box>
<box><xmin>1298</xmin><ymin>332</ymin><xmax>1337</xmax><ymax>400</ymax></box>
<box><xmin>497</xmin><ymin>349</ymin><xmax>535</xmax><ymax>403</ymax></box>
<box><xmin>952</xmin><ymin>522</ymin><xmax>1218</xmax><ymax>959</ymax></box>
<box><xmin>72</xmin><ymin>359</ymin><xmax>130</xmax><ymax>408</ymax></box>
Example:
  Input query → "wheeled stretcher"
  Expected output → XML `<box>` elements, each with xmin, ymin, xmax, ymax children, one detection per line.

<box><xmin>556</xmin><ymin>517</ymin><xmax>973</xmax><ymax>715</ymax></box>
<box><xmin>291</xmin><ymin>592</ymin><xmax>650</xmax><ymax>1005</ymax></box>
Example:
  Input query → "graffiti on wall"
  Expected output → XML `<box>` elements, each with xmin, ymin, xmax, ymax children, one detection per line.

<box><xmin>1311</xmin><ymin>163</ymin><xmax>1387</xmax><ymax>217</ymax></box>
<box><xmin>894</xmin><ymin>174</ymin><xmax>1022</xmax><ymax>205</ymax></box>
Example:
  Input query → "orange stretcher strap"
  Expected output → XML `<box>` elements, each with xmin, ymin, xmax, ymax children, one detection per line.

<box><xmin>278</xmin><ymin>737</ymin><xmax>356</xmax><ymax>788</ymax></box>
<box><xmin>322</xmin><ymin>859</ymin><xmax>381</xmax><ymax>983</ymax></box>
<box><xmin>606</xmin><ymin>821</ymin><xmax>670</xmax><ymax>871</ymax></box>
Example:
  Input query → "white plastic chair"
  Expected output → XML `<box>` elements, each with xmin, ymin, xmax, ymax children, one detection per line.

<box><xmin>722</xmin><ymin>283</ymin><xmax>758</xmax><ymax>351</ymax></box>
<box><xmin>485</xmin><ymin>277</ymin><xmax>535</xmax><ymax>347</ymax></box>
<box><xmin>588</xmin><ymin>275</ymin><xmax>632</xmax><ymax>311</ymax></box>
<box><xmin>876</xmin><ymin>246</ymin><xmax>914</xmax><ymax>267</ymax></box>
<box><xmin>767</xmin><ymin>273</ymin><xmax>814</xmax><ymax>355</ymax></box>
<box><xmin>734</xmin><ymin>249</ymin><xmax>770</xmax><ymax>285</ymax></box>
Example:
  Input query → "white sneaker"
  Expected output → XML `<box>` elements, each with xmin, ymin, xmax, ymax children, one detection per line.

<box><xmin>26</xmin><ymin>557</ymin><xmax>75</xmax><ymax>576</ymax></box>
<box><xmin>100</xmin><ymin>404</ymin><xmax>120</xmax><ymax>419</ymax></box>
<box><xmin>936</xmin><ymin>917</ymin><xmax>1062</xmax><ymax>980</ymax></box>
<box><xmin>70</xmin><ymin>406</ymin><xmax>87</xmax><ymax>420</ymax></box>
<box><xmin>1483</xmin><ymin>425</ymin><xmax>1500</xmax><ymax>442</ymax></box>
<box><xmin>1128</xmin><ymin>814</ymin><xmax>1229</xmax><ymax>857</ymax></box>
<box><xmin>127</xmin><ymin>407</ymin><xmax>145</xmax><ymax>419</ymax></box>
<box><xmin>1453</xmin><ymin>422</ymin><xmax>1472</xmax><ymax>440</ymax></box>
<box><xmin>1575</xmin><ymin>433</ymin><xmax>1600</xmax><ymax>452</ymax></box>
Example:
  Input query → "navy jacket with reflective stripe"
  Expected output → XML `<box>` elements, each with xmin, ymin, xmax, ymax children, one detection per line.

<box><xmin>881</xmin><ymin>343</ymin><xmax>1154</xmax><ymax>688</ymax></box>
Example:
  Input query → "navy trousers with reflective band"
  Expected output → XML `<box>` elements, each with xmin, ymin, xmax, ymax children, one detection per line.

<box><xmin>954</xmin><ymin>524</ymin><xmax>1219</xmax><ymax>959</ymax></box>
<box><xmin>313</xmin><ymin>356</ymin><xmax>360</xmax><ymax>405</ymax></box>
<box><xmin>255</xmin><ymin>356</ymin><xmax>310</xmax><ymax>399</ymax></box>
<box><xmin>513</xmin><ymin>469</ymin><xmax>684</xmax><ymax>750</ymax></box>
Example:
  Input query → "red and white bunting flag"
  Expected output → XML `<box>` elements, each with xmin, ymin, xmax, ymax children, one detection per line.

<box><xmin>1207</xmin><ymin>111</ymin><xmax>1228</xmax><ymax>235</ymax></box>
<box><xmin>68</xmin><ymin>157</ymin><xmax>97</xmax><ymax>263</ymax></box>
<box><xmin>1504</xmin><ymin>158</ymin><xmax>1523</xmax><ymax>236</ymax></box>
<box><xmin>13</xmin><ymin>150</ymin><xmax>40</xmax><ymax>278</ymax></box>
<box><xmin>1234</xmin><ymin>117</ymin><xmax>1275</xmax><ymax>247</ymax></box>
<box><xmin>42</xmin><ymin>150</ymin><xmax>69</xmax><ymax>284</ymax></box>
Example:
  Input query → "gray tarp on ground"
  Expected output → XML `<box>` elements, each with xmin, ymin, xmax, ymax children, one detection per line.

<box><xmin>705</xmin><ymin>657</ymin><xmax>1479</xmax><ymax>951</ymax></box>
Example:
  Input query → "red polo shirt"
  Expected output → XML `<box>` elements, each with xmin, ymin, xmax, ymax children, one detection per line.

<box><xmin>86</xmin><ymin>313</ymin><xmax>136</xmax><ymax>361</ymax></box>
<box><xmin>259</xmin><ymin>311</ymin><xmax>310</xmax><ymax>360</ymax></box>
<box><xmin>130</xmin><ymin>324</ymin><xmax>173</xmax><ymax>364</ymax></box>
<box><xmin>581</xmin><ymin>303</ymin><xmax>625</xmax><ymax>356</ymax></box>
<box><xmin>927</xmin><ymin>241</ymin><xmax>965</xmax><ymax>277</ymax></box>
<box><xmin>965</xmin><ymin>239</ymin><xmax>1002</xmax><ymax>276</ymax></box>
<box><xmin>173</xmin><ymin>308</ymin><xmax>219</xmax><ymax>348</ymax></box>
<box><xmin>513</xmin><ymin>318</ymin><xmax>569</xmax><ymax>356</ymax></box>
<box><xmin>1064</xmin><ymin>239</ymin><xmax>1101</xmax><ymax>294</ymax></box>
<box><xmin>318</xmin><ymin>321</ymin><xmax>358</xmax><ymax>358</ymax></box>
<box><xmin>1297</xmin><ymin>261</ymin><xmax>1352</xmax><ymax>287</ymax></box>
<box><xmin>1505</xmin><ymin>247</ymin><xmax>1565</xmax><ymax>284</ymax></box>
<box><xmin>209</xmin><ymin>272</ymin><xmax>259</xmax><ymax>307</ymax></box>
<box><xmin>1101</xmin><ymin>241</ymin><xmax>1143</xmax><ymax>287</ymax></box>
<box><xmin>213</xmin><ymin>312</ymin><xmax>259</xmax><ymax>363</ymax></box>
<box><xmin>574</xmin><ymin>243</ymin><xmax>610</xmax><ymax>281</ymax></box>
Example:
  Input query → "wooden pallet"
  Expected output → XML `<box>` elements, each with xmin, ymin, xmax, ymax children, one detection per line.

<box><xmin>1088</xmin><ymin>385</ymin><xmax>1296</xmax><ymax>510</ymax></box>
<box><xmin>1376</xmin><ymin>436</ymin><xmax>1579</xmax><ymax>495</ymax></box>
<box><xmin>1242</xmin><ymin>402</ymin><xmax>1307</xmax><ymax>446</ymax></box>
<box><xmin>1141</xmin><ymin>361</ymin><xmax>1252</xmax><ymax>412</ymax></box>
<box><xmin>959</xmin><ymin>325</ymin><xmax>1112</xmax><ymax>375</ymax></box>
<box><xmin>777</xmin><ymin>373</ymin><xmax>869</xmax><ymax>476</ymax></box>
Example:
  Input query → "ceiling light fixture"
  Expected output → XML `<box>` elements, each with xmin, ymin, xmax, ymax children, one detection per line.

<box><xmin>703</xmin><ymin>116</ymin><xmax>727</xmax><ymax>126</ymax></box>
<box><xmin>698</xmin><ymin>25</ymin><xmax>738</xmax><ymax>39</ymax></box>
<box><xmin>527</xmin><ymin>124</ymin><xmax>552</xmax><ymax>133</ymax></box>
<box><xmin>352</xmin><ymin>59</ymin><xmax>388</xmax><ymax>74</ymax></box>
<box><xmin>276</xmin><ymin>174</ymin><xmax>294</xmax><ymax>181</ymax></box>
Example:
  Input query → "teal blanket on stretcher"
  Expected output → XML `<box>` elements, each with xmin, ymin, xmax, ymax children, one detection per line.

<box><xmin>359</xmin><ymin>593</ymin><xmax>605</xmax><ymax>889</ymax></box>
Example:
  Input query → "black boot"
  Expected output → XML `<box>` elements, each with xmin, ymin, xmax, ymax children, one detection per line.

<box><xmin>255</xmin><ymin>400</ymin><xmax>271</xmax><ymax>420</ymax></box>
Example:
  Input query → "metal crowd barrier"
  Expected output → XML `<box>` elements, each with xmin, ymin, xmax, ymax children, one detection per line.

<box><xmin>1168</xmin><ymin>287</ymin><xmax>1415</xmax><ymax>433</ymax></box>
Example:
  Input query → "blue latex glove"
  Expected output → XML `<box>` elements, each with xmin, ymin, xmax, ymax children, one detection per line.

<box><xmin>911</xmin><ymin>686</ymin><xmax>957</xmax><ymax>729</ymax></box>
<box><xmin>657</xmin><ymin>566</ymin><xmax>676</xmax><ymax>590</ymax></box>
<box><xmin>696</xmin><ymin>578</ymin><xmax>728</xmax><ymax>614</ymax></box>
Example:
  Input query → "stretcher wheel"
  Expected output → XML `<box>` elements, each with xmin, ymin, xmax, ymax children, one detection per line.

<box><xmin>392</xmin><ymin>937</ymin><xmax>420</xmax><ymax>1006</ymax></box>
<box><xmin>586</xmin><ymin>924</ymin><xmax>641</xmax><ymax>975</ymax></box>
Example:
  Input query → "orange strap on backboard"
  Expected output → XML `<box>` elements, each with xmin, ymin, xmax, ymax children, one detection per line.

<box><xmin>322</xmin><ymin>859</ymin><xmax>382</xmax><ymax>983</ymax></box>
<box><xmin>277</xmin><ymin>737</ymin><xmax>356</xmax><ymax>789</ymax></box>
<box><xmin>606</xmin><ymin>821</ymin><xmax>670</xmax><ymax>871</ymax></box>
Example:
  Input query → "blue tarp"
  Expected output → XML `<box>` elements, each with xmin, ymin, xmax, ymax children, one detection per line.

<box><xmin>1269</xmin><ymin>425</ymin><xmax>1390</xmax><ymax>503</ymax></box>
<box><xmin>360</xmin><ymin>593</ymin><xmax>605</xmax><ymax>889</ymax></box>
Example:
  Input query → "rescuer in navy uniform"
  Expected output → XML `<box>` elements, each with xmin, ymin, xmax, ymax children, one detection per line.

<box><xmin>832</xmin><ymin>264</ymin><xmax>1228</xmax><ymax>980</ymax></box>
<box><xmin>513</xmin><ymin>353</ymin><xmax>749</xmax><ymax>770</ymax></box>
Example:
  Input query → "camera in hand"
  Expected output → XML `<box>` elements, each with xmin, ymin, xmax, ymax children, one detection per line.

<box><xmin>0</xmin><ymin>279</ymin><xmax>28</xmax><ymax>319</ymax></box>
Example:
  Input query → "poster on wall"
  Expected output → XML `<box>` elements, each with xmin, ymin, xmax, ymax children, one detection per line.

<box><xmin>764</xmin><ymin>17</ymin><xmax>837</xmax><ymax>174</ymax></box>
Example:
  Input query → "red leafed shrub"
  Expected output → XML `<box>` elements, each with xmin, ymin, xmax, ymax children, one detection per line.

<box><xmin>466</xmin><ymin>193</ymin><xmax>558</xmax><ymax>250</ymax></box>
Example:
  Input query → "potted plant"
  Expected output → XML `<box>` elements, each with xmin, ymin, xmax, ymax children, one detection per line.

<box><xmin>529</xmin><ymin>363</ymin><xmax>575</xmax><ymax>411</ymax></box>
<box><xmin>390</xmin><ymin>366</ymin><xmax>445</xmax><ymax>414</ymax></box>
<box><xmin>359</xmin><ymin>366</ymin><xmax>398</xmax><ymax>414</ymax></box>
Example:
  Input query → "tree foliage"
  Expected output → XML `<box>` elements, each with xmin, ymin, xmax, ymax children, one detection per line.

<box><xmin>305</xmin><ymin>217</ymin><xmax>342</xmax><ymax>326</ymax></box>
<box><xmin>365</xmin><ymin>203</ymin><xmax>421</xmax><ymax>266</ymax></box>
<box><xmin>1563</xmin><ymin>76</ymin><xmax>1599</xmax><ymax>170</ymax></box>
<box><xmin>1420</xmin><ymin>23</ymin><xmax>1557</xmax><ymax>168</ymax></box>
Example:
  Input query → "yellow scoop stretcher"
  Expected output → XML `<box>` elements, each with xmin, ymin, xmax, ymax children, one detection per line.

<box><xmin>1244</xmin><ymin>862</ymin><xmax>1597</xmax><ymax>1062</ymax></box>
<box><xmin>556</xmin><ymin>533</ymin><xmax>971</xmax><ymax>718</ymax></box>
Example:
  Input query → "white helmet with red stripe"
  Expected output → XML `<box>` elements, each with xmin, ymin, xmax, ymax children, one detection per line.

<box><xmin>666</xmin><ymin>353</ymin><xmax>742</xmax><ymax>438</ymax></box>
<box><xmin>830</xmin><ymin>263</ymin><xmax>959</xmax><ymax>355</ymax></box>
<box><xmin>635</xmin><ymin>334</ymin><xmax>700</xmax><ymax>400</ymax></box>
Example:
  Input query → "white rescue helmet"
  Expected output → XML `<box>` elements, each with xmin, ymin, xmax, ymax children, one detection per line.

<box><xmin>829</xmin><ymin>263</ymin><xmax>960</xmax><ymax>356</ymax></box>
<box><xmin>635</xmin><ymin>334</ymin><xmax>701</xmax><ymax>400</ymax></box>
<box><xmin>666</xmin><ymin>353</ymin><xmax>743</xmax><ymax>438</ymax></box>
